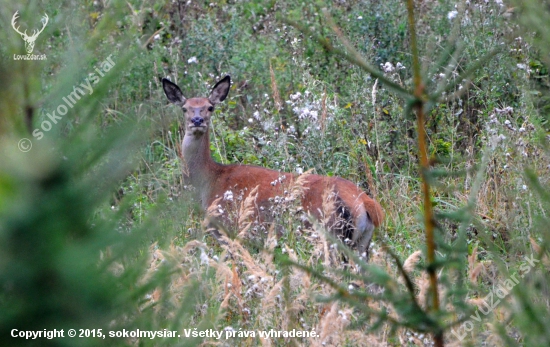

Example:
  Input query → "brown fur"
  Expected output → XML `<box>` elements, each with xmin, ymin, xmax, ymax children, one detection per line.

<box><xmin>207</xmin><ymin>163</ymin><xmax>383</xmax><ymax>226</ymax></box>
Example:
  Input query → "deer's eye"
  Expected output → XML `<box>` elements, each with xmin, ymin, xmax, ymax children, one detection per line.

<box><xmin>182</xmin><ymin>108</ymin><xmax>188</xmax><ymax>113</ymax></box>
<box><xmin>207</xmin><ymin>106</ymin><xmax>214</xmax><ymax>112</ymax></box>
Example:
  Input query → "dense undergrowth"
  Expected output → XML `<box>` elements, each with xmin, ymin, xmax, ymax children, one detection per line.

<box><xmin>1</xmin><ymin>0</ymin><xmax>549</xmax><ymax>346</ymax></box>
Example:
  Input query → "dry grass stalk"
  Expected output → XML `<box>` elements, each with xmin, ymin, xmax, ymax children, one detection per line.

<box><xmin>283</xmin><ymin>244</ymin><xmax>310</xmax><ymax>297</ymax></box>
<box><xmin>261</xmin><ymin>224</ymin><xmax>278</xmax><ymax>275</ymax></box>
<box><xmin>269</xmin><ymin>61</ymin><xmax>282</xmax><ymax>111</ymax></box>
<box><xmin>259</xmin><ymin>336</ymin><xmax>273</xmax><ymax>347</ymax></box>
<box><xmin>139</xmin><ymin>241</ymin><xmax>220</xmax><ymax>314</ymax></box>
<box><xmin>398</xmin><ymin>250</ymin><xmax>422</xmax><ymax>287</ymax></box>
<box><xmin>403</xmin><ymin>250</ymin><xmax>422</xmax><ymax>274</ymax></box>
<box><xmin>320</xmin><ymin>88</ymin><xmax>327</xmax><ymax>133</ymax></box>
<box><xmin>468</xmin><ymin>246</ymin><xmax>484</xmax><ymax>284</ymax></box>
<box><xmin>529</xmin><ymin>237</ymin><xmax>550</xmax><ymax>267</ymax></box>
<box><xmin>219</xmin><ymin>256</ymin><xmax>245</xmax><ymax>313</ymax></box>
<box><xmin>321</xmin><ymin>185</ymin><xmax>337</xmax><ymax>229</ymax></box>
<box><xmin>467</xmin><ymin>297</ymin><xmax>488</xmax><ymax>308</ymax></box>
<box><xmin>204</xmin><ymin>196</ymin><xmax>224</xmax><ymax>229</ymax></box>
<box><xmin>346</xmin><ymin>330</ymin><xmax>388</xmax><ymax>347</ymax></box>
<box><xmin>468</xmin><ymin>246</ymin><xmax>478</xmax><ymax>271</ymax></box>
<box><xmin>312</xmin><ymin>302</ymin><xmax>351</xmax><ymax>347</ymax></box>
<box><xmin>470</xmin><ymin>263</ymin><xmax>484</xmax><ymax>284</ymax></box>
<box><xmin>290</xmin><ymin>169</ymin><xmax>312</xmax><ymax>201</ymax></box>
<box><xmin>262</xmin><ymin>278</ymin><xmax>283</xmax><ymax>310</ymax></box>
<box><xmin>213</xmin><ymin>257</ymin><xmax>233</xmax><ymax>286</ymax></box>
<box><xmin>220</xmin><ymin>277</ymin><xmax>232</xmax><ymax>310</ymax></box>
<box><xmin>371</xmin><ymin>77</ymin><xmax>381</xmax><ymax>173</ymax></box>
<box><xmin>318</xmin><ymin>185</ymin><xmax>343</xmax><ymax>266</ymax></box>
<box><xmin>181</xmin><ymin>239</ymin><xmax>208</xmax><ymax>253</ymax></box>
<box><xmin>237</xmin><ymin>185</ymin><xmax>259</xmax><ymax>238</ymax></box>
<box><xmin>529</xmin><ymin>237</ymin><xmax>542</xmax><ymax>254</ymax></box>
<box><xmin>363</xmin><ymin>160</ymin><xmax>377</xmax><ymax>199</ymax></box>
<box><xmin>318</xmin><ymin>222</ymin><xmax>331</xmax><ymax>268</ymax></box>
<box><xmin>417</xmin><ymin>272</ymin><xmax>431</xmax><ymax>308</ymax></box>
<box><xmin>231</xmin><ymin>263</ymin><xmax>244</xmax><ymax>314</ymax></box>
<box><xmin>226</xmin><ymin>237</ymin><xmax>273</xmax><ymax>282</ymax></box>
<box><xmin>140</xmin><ymin>242</ymin><xmax>164</xmax><ymax>285</ymax></box>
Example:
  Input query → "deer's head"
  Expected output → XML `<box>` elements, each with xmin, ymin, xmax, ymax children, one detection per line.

<box><xmin>162</xmin><ymin>76</ymin><xmax>231</xmax><ymax>137</ymax></box>
<box><xmin>11</xmin><ymin>11</ymin><xmax>49</xmax><ymax>54</ymax></box>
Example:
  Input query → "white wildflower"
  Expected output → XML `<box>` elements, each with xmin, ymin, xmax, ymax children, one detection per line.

<box><xmin>448</xmin><ymin>10</ymin><xmax>458</xmax><ymax>20</ymax></box>
<box><xmin>382</xmin><ymin>62</ymin><xmax>395</xmax><ymax>73</ymax></box>
<box><xmin>223</xmin><ymin>190</ymin><xmax>234</xmax><ymax>201</ymax></box>
<box><xmin>200</xmin><ymin>249</ymin><xmax>209</xmax><ymax>265</ymax></box>
<box><xmin>289</xmin><ymin>92</ymin><xmax>302</xmax><ymax>101</ymax></box>
<box><xmin>495</xmin><ymin>106</ymin><xmax>513</xmax><ymax>114</ymax></box>
<box><xmin>187</xmin><ymin>56</ymin><xmax>198</xmax><ymax>64</ymax></box>
<box><xmin>309</xmin><ymin>110</ymin><xmax>318</xmax><ymax>120</ymax></box>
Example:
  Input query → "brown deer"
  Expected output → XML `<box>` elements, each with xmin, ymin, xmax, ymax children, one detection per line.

<box><xmin>162</xmin><ymin>76</ymin><xmax>383</xmax><ymax>258</ymax></box>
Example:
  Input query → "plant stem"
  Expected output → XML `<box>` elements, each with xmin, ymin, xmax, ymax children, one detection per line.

<box><xmin>405</xmin><ymin>0</ymin><xmax>443</xmax><ymax>346</ymax></box>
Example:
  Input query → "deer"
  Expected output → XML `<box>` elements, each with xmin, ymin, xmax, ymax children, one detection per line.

<box><xmin>162</xmin><ymin>75</ymin><xmax>384</xmax><ymax>258</ymax></box>
<box><xmin>11</xmin><ymin>11</ymin><xmax>49</xmax><ymax>54</ymax></box>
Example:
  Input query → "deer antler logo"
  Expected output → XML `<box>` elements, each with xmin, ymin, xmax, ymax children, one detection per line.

<box><xmin>11</xmin><ymin>11</ymin><xmax>49</xmax><ymax>54</ymax></box>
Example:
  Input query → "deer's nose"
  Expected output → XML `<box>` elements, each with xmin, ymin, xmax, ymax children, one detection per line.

<box><xmin>191</xmin><ymin>116</ymin><xmax>204</xmax><ymax>127</ymax></box>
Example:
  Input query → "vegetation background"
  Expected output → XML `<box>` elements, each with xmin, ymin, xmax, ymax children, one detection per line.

<box><xmin>0</xmin><ymin>0</ymin><xmax>549</xmax><ymax>346</ymax></box>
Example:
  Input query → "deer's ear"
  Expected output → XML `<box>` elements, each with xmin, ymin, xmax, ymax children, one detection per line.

<box><xmin>209</xmin><ymin>75</ymin><xmax>231</xmax><ymax>105</ymax></box>
<box><xmin>162</xmin><ymin>78</ymin><xmax>186</xmax><ymax>105</ymax></box>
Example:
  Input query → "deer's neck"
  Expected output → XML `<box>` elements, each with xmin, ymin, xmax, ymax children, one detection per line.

<box><xmin>181</xmin><ymin>130</ymin><xmax>219</xmax><ymax>200</ymax></box>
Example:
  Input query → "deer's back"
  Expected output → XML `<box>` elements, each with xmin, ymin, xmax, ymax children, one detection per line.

<box><xmin>207</xmin><ymin>163</ymin><xmax>383</xmax><ymax>227</ymax></box>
